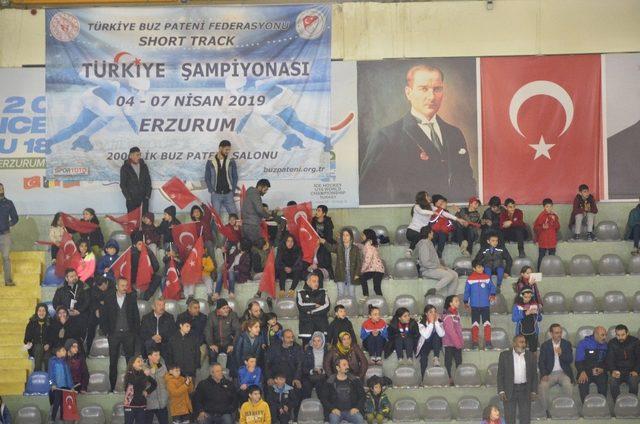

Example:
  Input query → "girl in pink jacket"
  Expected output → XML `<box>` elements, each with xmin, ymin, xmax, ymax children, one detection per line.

<box><xmin>360</xmin><ymin>229</ymin><xmax>385</xmax><ymax>299</ymax></box>
<box><xmin>442</xmin><ymin>295</ymin><xmax>463</xmax><ymax>384</ymax></box>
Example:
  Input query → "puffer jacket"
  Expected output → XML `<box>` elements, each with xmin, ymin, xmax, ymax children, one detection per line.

<box><xmin>145</xmin><ymin>362</ymin><xmax>168</xmax><ymax>410</ymax></box>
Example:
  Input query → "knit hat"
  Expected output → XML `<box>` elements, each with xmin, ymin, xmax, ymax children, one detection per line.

<box><xmin>164</xmin><ymin>205</ymin><xmax>177</xmax><ymax>218</ymax></box>
<box><xmin>216</xmin><ymin>298</ymin><xmax>229</xmax><ymax>310</ymax></box>
<box><xmin>129</xmin><ymin>146</ymin><xmax>141</xmax><ymax>154</ymax></box>
<box><xmin>64</xmin><ymin>338</ymin><xmax>78</xmax><ymax>351</ymax></box>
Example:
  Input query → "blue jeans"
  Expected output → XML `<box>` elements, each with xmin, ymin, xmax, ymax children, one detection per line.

<box><xmin>395</xmin><ymin>336</ymin><xmax>415</xmax><ymax>360</ymax></box>
<box><xmin>215</xmin><ymin>269</ymin><xmax>237</xmax><ymax>295</ymax></box>
<box><xmin>363</xmin><ymin>334</ymin><xmax>385</xmax><ymax>357</ymax></box>
<box><xmin>211</xmin><ymin>192</ymin><xmax>237</xmax><ymax>216</ymax></box>
<box><xmin>198</xmin><ymin>413</ymin><xmax>233</xmax><ymax>424</ymax></box>
<box><xmin>329</xmin><ymin>411</ymin><xmax>365</xmax><ymax>424</ymax></box>
<box><xmin>484</xmin><ymin>265</ymin><xmax>505</xmax><ymax>286</ymax></box>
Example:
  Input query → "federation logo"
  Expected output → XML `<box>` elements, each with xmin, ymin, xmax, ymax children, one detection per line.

<box><xmin>50</xmin><ymin>12</ymin><xmax>80</xmax><ymax>43</ymax></box>
<box><xmin>295</xmin><ymin>9</ymin><xmax>326</xmax><ymax>40</ymax></box>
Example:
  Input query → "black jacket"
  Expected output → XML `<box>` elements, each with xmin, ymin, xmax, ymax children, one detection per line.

<box><xmin>123</xmin><ymin>369</ymin><xmax>157</xmax><ymax>408</ymax></box>
<box><xmin>311</xmin><ymin>216</ymin><xmax>335</xmax><ymax>243</ymax></box>
<box><xmin>474</xmin><ymin>246</ymin><xmax>513</xmax><ymax>272</ymax></box>
<box><xmin>140</xmin><ymin>312</ymin><xmax>176</xmax><ymax>347</ymax></box>
<box><xmin>52</xmin><ymin>283</ymin><xmax>90</xmax><ymax>316</ymax></box>
<box><xmin>176</xmin><ymin>311</ymin><xmax>208</xmax><ymax>346</ymax></box>
<box><xmin>193</xmin><ymin>376</ymin><xmax>237</xmax><ymax>415</ymax></box>
<box><xmin>384</xmin><ymin>317</ymin><xmax>419</xmax><ymax>358</ymax></box>
<box><xmin>321</xmin><ymin>374</ymin><xmax>365</xmax><ymax>413</ymax></box>
<box><xmin>266</xmin><ymin>384</ymin><xmax>298</xmax><ymax>415</ymax></box>
<box><xmin>120</xmin><ymin>159</ymin><xmax>152</xmax><ymax>203</ymax></box>
<box><xmin>538</xmin><ymin>339</ymin><xmax>574</xmax><ymax>382</ymax></box>
<box><xmin>101</xmin><ymin>291</ymin><xmax>140</xmax><ymax>337</ymax></box>
<box><xmin>497</xmin><ymin>349</ymin><xmax>538</xmax><ymax>398</ymax></box>
<box><xmin>24</xmin><ymin>306</ymin><xmax>51</xmax><ymax>350</ymax></box>
<box><xmin>607</xmin><ymin>335</ymin><xmax>640</xmax><ymax>374</ymax></box>
<box><xmin>166</xmin><ymin>331</ymin><xmax>200</xmax><ymax>376</ymax></box>
<box><xmin>327</xmin><ymin>317</ymin><xmax>356</xmax><ymax>347</ymax></box>
<box><xmin>264</xmin><ymin>342</ymin><xmax>303</xmax><ymax>383</ymax></box>
<box><xmin>46</xmin><ymin>317</ymin><xmax>84</xmax><ymax>349</ymax></box>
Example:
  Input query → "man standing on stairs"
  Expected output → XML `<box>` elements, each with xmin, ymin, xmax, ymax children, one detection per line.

<box><xmin>0</xmin><ymin>183</ymin><xmax>18</xmax><ymax>286</ymax></box>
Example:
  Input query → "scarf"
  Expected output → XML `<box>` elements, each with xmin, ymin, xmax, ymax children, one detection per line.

<box><xmin>448</xmin><ymin>307</ymin><xmax>458</xmax><ymax>315</ymax></box>
<box><xmin>336</xmin><ymin>331</ymin><xmax>352</xmax><ymax>356</ymax></box>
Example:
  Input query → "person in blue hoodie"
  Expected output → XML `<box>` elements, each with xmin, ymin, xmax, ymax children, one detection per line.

<box><xmin>95</xmin><ymin>239</ymin><xmax>119</xmax><ymax>281</ymax></box>
<box><xmin>511</xmin><ymin>288</ymin><xmax>543</xmax><ymax>353</ymax></box>
<box><xmin>575</xmin><ymin>326</ymin><xmax>608</xmax><ymax>402</ymax></box>
<box><xmin>48</xmin><ymin>345</ymin><xmax>74</xmax><ymax>422</ymax></box>
<box><xmin>237</xmin><ymin>354</ymin><xmax>263</xmax><ymax>403</ymax></box>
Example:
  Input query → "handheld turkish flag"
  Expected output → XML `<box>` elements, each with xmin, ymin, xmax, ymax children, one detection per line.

<box><xmin>55</xmin><ymin>232</ymin><xmax>81</xmax><ymax>277</ymax></box>
<box><xmin>258</xmin><ymin>248</ymin><xmax>276</xmax><ymax>298</ymax></box>
<box><xmin>136</xmin><ymin>243</ymin><xmax>153</xmax><ymax>292</ymax></box>
<box><xmin>61</xmin><ymin>389</ymin><xmax>80</xmax><ymax>421</ymax></box>
<box><xmin>163</xmin><ymin>257</ymin><xmax>182</xmax><ymax>300</ymax></box>
<box><xmin>60</xmin><ymin>213</ymin><xmax>99</xmax><ymax>234</ymax></box>
<box><xmin>171</xmin><ymin>222</ymin><xmax>199</xmax><ymax>260</ymax></box>
<box><xmin>106</xmin><ymin>206</ymin><xmax>142</xmax><ymax>235</ymax></box>
<box><xmin>205</xmin><ymin>204</ymin><xmax>240</xmax><ymax>242</ymax></box>
<box><xmin>260</xmin><ymin>221</ymin><xmax>270</xmax><ymax>244</ymax></box>
<box><xmin>297</xmin><ymin>215</ymin><xmax>320</xmax><ymax>263</ymax></box>
<box><xmin>283</xmin><ymin>202</ymin><xmax>313</xmax><ymax>242</ymax></box>
<box><xmin>181</xmin><ymin>237</ymin><xmax>203</xmax><ymax>286</ymax></box>
<box><xmin>112</xmin><ymin>247</ymin><xmax>132</xmax><ymax>292</ymax></box>
<box><xmin>481</xmin><ymin>55</ymin><xmax>601</xmax><ymax>203</ymax></box>
<box><xmin>161</xmin><ymin>177</ymin><xmax>199</xmax><ymax>209</ymax></box>
<box><xmin>239</xmin><ymin>184</ymin><xmax>247</xmax><ymax>218</ymax></box>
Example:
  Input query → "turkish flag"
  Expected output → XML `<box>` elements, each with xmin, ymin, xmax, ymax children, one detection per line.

<box><xmin>60</xmin><ymin>213</ymin><xmax>99</xmax><ymax>234</ymax></box>
<box><xmin>239</xmin><ymin>184</ymin><xmax>247</xmax><ymax>218</ymax></box>
<box><xmin>258</xmin><ymin>248</ymin><xmax>276</xmax><ymax>298</ymax></box>
<box><xmin>61</xmin><ymin>389</ymin><xmax>80</xmax><ymax>421</ymax></box>
<box><xmin>297</xmin><ymin>215</ymin><xmax>320</xmax><ymax>263</ymax></box>
<box><xmin>260</xmin><ymin>221</ymin><xmax>270</xmax><ymax>243</ymax></box>
<box><xmin>283</xmin><ymin>202</ymin><xmax>313</xmax><ymax>242</ymax></box>
<box><xmin>23</xmin><ymin>176</ymin><xmax>41</xmax><ymax>190</ymax></box>
<box><xmin>171</xmin><ymin>222</ymin><xmax>199</xmax><ymax>261</ymax></box>
<box><xmin>55</xmin><ymin>232</ymin><xmax>81</xmax><ymax>277</ymax></box>
<box><xmin>106</xmin><ymin>207</ymin><xmax>142</xmax><ymax>235</ymax></box>
<box><xmin>181</xmin><ymin>237</ymin><xmax>203</xmax><ymax>285</ymax></box>
<box><xmin>136</xmin><ymin>243</ymin><xmax>153</xmax><ymax>292</ymax></box>
<box><xmin>481</xmin><ymin>55</ymin><xmax>601</xmax><ymax>203</ymax></box>
<box><xmin>112</xmin><ymin>247</ymin><xmax>132</xmax><ymax>292</ymax></box>
<box><xmin>205</xmin><ymin>204</ymin><xmax>240</xmax><ymax>242</ymax></box>
<box><xmin>163</xmin><ymin>257</ymin><xmax>181</xmax><ymax>300</ymax></box>
<box><xmin>161</xmin><ymin>177</ymin><xmax>199</xmax><ymax>209</ymax></box>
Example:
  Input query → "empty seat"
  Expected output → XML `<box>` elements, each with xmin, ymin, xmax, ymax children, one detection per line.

<box><xmin>424</xmin><ymin>294</ymin><xmax>444</xmax><ymax>313</ymax></box>
<box><xmin>43</xmin><ymin>264</ymin><xmax>64</xmax><ymax>286</ymax></box>
<box><xmin>114</xmin><ymin>372</ymin><xmax>126</xmax><ymax>394</ymax></box>
<box><xmin>393</xmin><ymin>258</ymin><xmax>418</xmax><ymax>279</ymax></box>
<box><xmin>136</xmin><ymin>299</ymin><xmax>149</xmax><ymax>319</ymax></box>
<box><xmin>572</xmin><ymin>291</ymin><xmax>597</xmax><ymax>313</ymax></box>
<box><xmin>549</xmin><ymin>396</ymin><xmax>579</xmax><ymax>419</ymax></box>
<box><xmin>628</xmin><ymin>255</ymin><xmax>640</xmax><ymax>275</ymax></box>
<box><xmin>632</xmin><ymin>291</ymin><xmax>640</xmax><ymax>313</ymax></box>
<box><xmin>89</xmin><ymin>336</ymin><xmax>109</xmax><ymax>358</ymax></box>
<box><xmin>424</xmin><ymin>396</ymin><xmax>452</xmax><ymax>420</ymax></box>
<box><xmin>335</xmin><ymin>296</ymin><xmax>359</xmax><ymax>317</ymax></box>
<box><xmin>87</xmin><ymin>371</ymin><xmax>110</xmax><ymax>394</ymax></box>
<box><xmin>24</xmin><ymin>371</ymin><xmax>49</xmax><ymax>395</ymax></box>
<box><xmin>363</xmin><ymin>295</ymin><xmax>389</xmax><ymax>316</ymax></box>
<box><xmin>79</xmin><ymin>405</ymin><xmax>106</xmax><ymax>424</ymax></box>
<box><xmin>164</xmin><ymin>300</ymin><xmax>180</xmax><ymax>318</ymax></box>
<box><xmin>582</xmin><ymin>394</ymin><xmax>610</xmax><ymax>419</ymax></box>
<box><xmin>370</xmin><ymin>225</ymin><xmax>390</xmax><ymax>244</ymax></box>
<box><xmin>603</xmin><ymin>291</ymin><xmax>628</xmax><ymax>313</ymax></box>
<box><xmin>392</xmin><ymin>365</ymin><xmax>421</xmax><ymax>387</ymax></box>
<box><xmin>543</xmin><ymin>292</ymin><xmax>567</xmax><ymax>314</ymax></box>
<box><xmin>109</xmin><ymin>231</ymin><xmax>131</xmax><ymax>250</ymax></box>
<box><xmin>511</xmin><ymin>256</ymin><xmax>535</xmax><ymax>275</ymax></box>
<box><xmin>490</xmin><ymin>293</ymin><xmax>508</xmax><ymax>315</ymax></box>
<box><xmin>485</xmin><ymin>363</ymin><xmax>499</xmax><ymax>387</ymax></box>
<box><xmin>392</xmin><ymin>397</ymin><xmax>419</xmax><ymax>422</ymax></box>
<box><xmin>569</xmin><ymin>254</ymin><xmax>595</xmax><ymax>276</ymax></box>
<box><xmin>599</xmin><ymin>254</ymin><xmax>626</xmax><ymax>276</ymax></box>
<box><xmin>540</xmin><ymin>255</ymin><xmax>565</xmax><ymax>277</ymax></box>
<box><xmin>274</xmin><ymin>298</ymin><xmax>298</xmax><ymax>319</ymax></box>
<box><xmin>461</xmin><ymin>328</ymin><xmax>473</xmax><ymax>351</ymax></box>
<box><xmin>365</xmin><ymin>365</ymin><xmax>383</xmax><ymax>381</ymax></box>
<box><xmin>453</xmin><ymin>363</ymin><xmax>482</xmax><ymax>387</ymax></box>
<box><xmin>247</xmin><ymin>297</ymin><xmax>270</xmax><ymax>313</ymax></box>
<box><xmin>393</xmin><ymin>295</ymin><xmax>418</xmax><ymax>316</ymax></box>
<box><xmin>111</xmin><ymin>403</ymin><xmax>125</xmax><ymax>424</ymax></box>
<box><xmin>452</xmin><ymin>257</ymin><xmax>473</xmax><ymax>276</ymax></box>
<box><xmin>575</xmin><ymin>326</ymin><xmax>595</xmax><ymax>345</ymax></box>
<box><xmin>395</xmin><ymin>225</ymin><xmax>409</xmax><ymax>246</ymax></box>
<box><xmin>298</xmin><ymin>398</ymin><xmax>325</xmax><ymax>423</ymax></box>
<box><xmin>195</xmin><ymin>298</ymin><xmax>209</xmax><ymax>314</ymax></box>
<box><xmin>422</xmin><ymin>366</ymin><xmax>449</xmax><ymax>387</ymax></box>
<box><xmin>225</xmin><ymin>298</ymin><xmax>238</xmax><ymax>312</ymax></box>
<box><xmin>456</xmin><ymin>396</ymin><xmax>482</xmax><ymax>421</ymax></box>
<box><xmin>15</xmin><ymin>405</ymin><xmax>41</xmax><ymax>424</ymax></box>
<box><xmin>491</xmin><ymin>328</ymin><xmax>510</xmax><ymax>350</ymax></box>
<box><xmin>607</xmin><ymin>326</ymin><xmax>617</xmax><ymax>341</ymax></box>
<box><xmin>595</xmin><ymin>221</ymin><xmax>621</xmax><ymax>241</ymax></box>
<box><xmin>341</xmin><ymin>226</ymin><xmax>360</xmax><ymax>244</ymax></box>
<box><xmin>614</xmin><ymin>393</ymin><xmax>640</xmax><ymax>418</ymax></box>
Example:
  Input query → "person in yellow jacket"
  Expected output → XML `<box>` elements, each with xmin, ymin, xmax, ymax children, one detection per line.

<box><xmin>164</xmin><ymin>364</ymin><xmax>194</xmax><ymax>424</ymax></box>
<box><xmin>202</xmin><ymin>251</ymin><xmax>216</xmax><ymax>298</ymax></box>
<box><xmin>239</xmin><ymin>385</ymin><xmax>271</xmax><ymax>424</ymax></box>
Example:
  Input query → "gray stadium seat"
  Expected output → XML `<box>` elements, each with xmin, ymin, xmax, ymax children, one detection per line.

<box><xmin>575</xmin><ymin>326</ymin><xmax>595</xmax><ymax>345</ymax></box>
<box><xmin>569</xmin><ymin>254</ymin><xmax>596</xmax><ymax>276</ymax></box>
<box><xmin>111</xmin><ymin>403</ymin><xmax>125</xmax><ymax>424</ymax></box>
<box><xmin>15</xmin><ymin>405</ymin><xmax>41</xmax><ymax>424</ymax></box>
<box><xmin>530</xmin><ymin>398</ymin><xmax>549</xmax><ymax>420</ymax></box>
<box><xmin>595</xmin><ymin>220</ymin><xmax>621</xmax><ymax>241</ymax></box>
<box><xmin>549</xmin><ymin>396</ymin><xmax>579</xmax><ymax>419</ymax></box>
<box><xmin>603</xmin><ymin>291</ymin><xmax>628</xmax><ymax>313</ymax></box>
<box><xmin>87</xmin><ymin>371</ymin><xmax>109</xmax><ymax>394</ymax></box>
<box><xmin>393</xmin><ymin>295</ymin><xmax>418</xmax><ymax>316</ymax></box>
<box><xmin>114</xmin><ymin>373</ymin><xmax>125</xmax><ymax>394</ymax></box>
<box><xmin>615</xmin><ymin>393</ymin><xmax>640</xmax><ymax>418</ymax></box>
<box><xmin>163</xmin><ymin>299</ymin><xmax>180</xmax><ymax>318</ymax></box>
<box><xmin>607</xmin><ymin>326</ymin><xmax>617</xmax><ymax>341</ymax></box>
<box><xmin>225</xmin><ymin>298</ymin><xmax>238</xmax><ymax>312</ymax></box>
<box><xmin>370</xmin><ymin>225</ymin><xmax>390</xmax><ymax>244</ymax></box>
<box><xmin>491</xmin><ymin>328</ymin><xmax>510</xmax><ymax>350</ymax></box>
<box><xmin>363</xmin><ymin>295</ymin><xmax>389</xmax><ymax>316</ymax></box>
<box><xmin>392</xmin><ymin>397</ymin><xmax>419</xmax><ymax>422</ymax></box>
<box><xmin>543</xmin><ymin>292</ymin><xmax>567</xmax><ymax>314</ymax></box>
<box><xmin>632</xmin><ymin>291</ymin><xmax>640</xmax><ymax>313</ymax></box>
<box><xmin>461</xmin><ymin>328</ymin><xmax>473</xmax><ymax>351</ymax></box>
<box><xmin>540</xmin><ymin>255</ymin><xmax>565</xmax><ymax>277</ymax></box>
<box><xmin>395</xmin><ymin>225</ymin><xmax>409</xmax><ymax>246</ymax></box>
<box><xmin>424</xmin><ymin>396</ymin><xmax>452</xmax><ymax>420</ymax></box>
<box><xmin>247</xmin><ymin>297</ymin><xmax>270</xmax><ymax>313</ymax></box>
<box><xmin>452</xmin><ymin>257</ymin><xmax>473</xmax><ymax>276</ymax></box>
<box><xmin>424</xmin><ymin>294</ymin><xmax>444</xmax><ymax>313</ymax></box>
<box><xmin>298</xmin><ymin>398</ymin><xmax>325</xmax><ymax>423</ymax></box>
<box><xmin>335</xmin><ymin>296</ymin><xmax>359</xmax><ymax>317</ymax></box>
<box><xmin>453</xmin><ymin>363</ymin><xmax>482</xmax><ymax>387</ymax></box>
<box><xmin>79</xmin><ymin>405</ymin><xmax>106</xmax><ymax>424</ymax></box>
<box><xmin>582</xmin><ymin>394</ymin><xmax>610</xmax><ymax>419</ymax></box>
<box><xmin>341</xmin><ymin>226</ymin><xmax>360</xmax><ymax>244</ymax></box>
<box><xmin>485</xmin><ymin>363</ymin><xmax>499</xmax><ymax>387</ymax></box>
<box><xmin>628</xmin><ymin>255</ymin><xmax>640</xmax><ymax>275</ymax></box>
<box><xmin>365</xmin><ymin>365</ymin><xmax>383</xmax><ymax>381</ymax></box>
<box><xmin>392</xmin><ymin>365</ymin><xmax>421</xmax><ymax>387</ymax></box>
<box><xmin>196</xmin><ymin>298</ymin><xmax>209</xmax><ymax>314</ymax></box>
<box><xmin>456</xmin><ymin>396</ymin><xmax>482</xmax><ymax>421</ymax></box>
<box><xmin>511</xmin><ymin>256</ymin><xmax>535</xmax><ymax>275</ymax></box>
<box><xmin>490</xmin><ymin>293</ymin><xmax>508</xmax><ymax>314</ymax></box>
<box><xmin>136</xmin><ymin>299</ymin><xmax>149</xmax><ymax>320</ymax></box>
<box><xmin>89</xmin><ymin>336</ymin><xmax>109</xmax><ymax>358</ymax></box>
<box><xmin>422</xmin><ymin>366</ymin><xmax>449</xmax><ymax>387</ymax></box>
<box><xmin>572</xmin><ymin>291</ymin><xmax>597</xmax><ymax>313</ymax></box>
<box><xmin>598</xmin><ymin>254</ymin><xmax>626</xmax><ymax>276</ymax></box>
<box><xmin>109</xmin><ymin>231</ymin><xmax>131</xmax><ymax>251</ymax></box>
<box><xmin>274</xmin><ymin>298</ymin><xmax>298</xmax><ymax>319</ymax></box>
<box><xmin>393</xmin><ymin>258</ymin><xmax>419</xmax><ymax>279</ymax></box>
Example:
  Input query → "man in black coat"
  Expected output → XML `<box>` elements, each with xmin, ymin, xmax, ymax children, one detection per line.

<box><xmin>538</xmin><ymin>323</ymin><xmax>574</xmax><ymax>411</ymax></box>
<box><xmin>497</xmin><ymin>335</ymin><xmax>538</xmax><ymax>424</ymax></box>
<box><xmin>359</xmin><ymin>64</ymin><xmax>476</xmax><ymax>205</ymax></box>
<box><xmin>130</xmin><ymin>234</ymin><xmax>161</xmax><ymax>300</ymax></box>
<box><xmin>265</xmin><ymin>329</ymin><xmax>303</xmax><ymax>388</ymax></box>
<box><xmin>176</xmin><ymin>298</ymin><xmax>208</xmax><ymax>347</ymax></box>
<box><xmin>52</xmin><ymin>268</ymin><xmax>90</xmax><ymax>322</ymax></box>
<box><xmin>140</xmin><ymin>297</ymin><xmax>176</xmax><ymax>358</ymax></box>
<box><xmin>320</xmin><ymin>358</ymin><xmax>366</xmax><ymax>423</ymax></box>
<box><xmin>166</xmin><ymin>315</ymin><xmax>201</xmax><ymax>377</ymax></box>
<box><xmin>296</xmin><ymin>272</ymin><xmax>330</xmax><ymax>346</ymax></box>
<box><xmin>193</xmin><ymin>363</ymin><xmax>237</xmax><ymax>424</ymax></box>
<box><xmin>119</xmin><ymin>146</ymin><xmax>152</xmax><ymax>213</ymax></box>
<box><xmin>606</xmin><ymin>324</ymin><xmax>640</xmax><ymax>401</ymax></box>
<box><xmin>101</xmin><ymin>277</ymin><xmax>140</xmax><ymax>391</ymax></box>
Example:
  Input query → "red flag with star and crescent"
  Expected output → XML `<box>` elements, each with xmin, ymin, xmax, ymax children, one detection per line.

<box><xmin>106</xmin><ymin>206</ymin><xmax>142</xmax><ymax>235</ymax></box>
<box><xmin>161</xmin><ymin>177</ymin><xmax>199</xmax><ymax>209</ymax></box>
<box><xmin>283</xmin><ymin>202</ymin><xmax>313</xmax><ymax>242</ymax></box>
<box><xmin>61</xmin><ymin>389</ymin><xmax>80</xmax><ymax>421</ymax></box>
<box><xmin>55</xmin><ymin>232</ymin><xmax>81</xmax><ymax>277</ymax></box>
<box><xmin>297</xmin><ymin>214</ymin><xmax>320</xmax><ymax>263</ymax></box>
<box><xmin>181</xmin><ymin>236</ymin><xmax>203</xmax><ymax>286</ymax></box>
<box><xmin>258</xmin><ymin>248</ymin><xmax>276</xmax><ymax>299</ymax></box>
<box><xmin>111</xmin><ymin>247</ymin><xmax>132</xmax><ymax>292</ymax></box>
<box><xmin>481</xmin><ymin>55</ymin><xmax>601</xmax><ymax>203</ymax></box>
<box><xmin>171</xmin><ymin>222</ymin><xmax>199</xmax><ymax>261</ymax></box>
<box><xmin>60</xmin><ymin>213</ymin><xmax>99</xmax><ymax>234</ymax></box>
<box><xmin>163</xmin><ymin>257</ymin><xmax>182</xmax><ymax>300</ymax></box>
<box><xmin>135</xmin><ymin>243</ymin><xmax>154</xmax><ymax>292</ymax></box>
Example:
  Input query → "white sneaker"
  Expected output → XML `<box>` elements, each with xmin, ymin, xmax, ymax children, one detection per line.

<box><xmin>460</xmin><ymin>240</ymin><xmax>468</xmax><ymax>254</ymax></box>
<box><xmin>405</xmin><ymin>248</ymin><xmax>412</xmax><ymax>258</ymax></box>
<box><xmin>433</xmin><ymin>357</ymin><xmax>440</xmax><ymax>367</ymax></box>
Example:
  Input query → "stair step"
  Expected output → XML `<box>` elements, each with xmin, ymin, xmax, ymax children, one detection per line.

<box><xmin>10</xmin><ymin>250</ymin><xmax>46</xmax><ymax>264</ymax></box>
<box><xmin>0</xmin><ymin>346</ymin><xmax>28</xmax><ymax>358</ymax></box>
<box><xmin>0</xmin><ymin>382</ymin><xmax>25</xmax><ymax>395</ymax></box>
<box><xmin>0</xmin><ymin>285</ymin><xmax>40</xmax><ymax>299</ymax></box>
<box><xmin>0</xmin><ymin>369</ymin><xmax>28</xmax><ymax>382</ymax></box>
<box><xmin>2</xmin><ymin>298</ymin><xmax>39</xmax><ymax>310</ymax></box>
<box><xmin>0</xmin><ymin>336</ymin><xmax>25</xmax><ymax>346</ymax></box>
<box><xmin>9</xmin><ymin>273</ymin><xmax>41</xmax><ymax>287</ymax></box>
<box><xmin>0</xmin><ymin>262</ymin><xmax>42</xmax><ymax>276</ymax></box>
<box><xmin>0</xmin><ymin>358</ymin><xmax>33</xmax><ymax>370</ymax></box>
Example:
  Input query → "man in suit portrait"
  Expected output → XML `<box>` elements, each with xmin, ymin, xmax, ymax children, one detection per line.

<box><xmin>359</xmin><ymin>64</ymin><xmax>476</xmax><ymax>205</ymax></box>
<box><xmin>497</xmin><ymin>335</ymin><xmax>538</xmax><ymax>424</ymax></box>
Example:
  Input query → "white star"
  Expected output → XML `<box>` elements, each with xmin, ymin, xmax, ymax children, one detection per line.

<box><xmin>189</xmin><ymin>260</ymin><xmax>196</xmax><ymax>266</ymax></box>
<box><xmin>529</xmin><ymin>136</ymin><xmax>555</xmax><ymax>160</ymax></box>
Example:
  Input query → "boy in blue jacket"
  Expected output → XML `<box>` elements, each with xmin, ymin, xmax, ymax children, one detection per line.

<box><xmin>48</xmin><ymin>345</ymin><xmax>74</xmax><ymax>422</ymax></box>
<box><xmin>463</xmin><ymin>260</ymin><xmax>496</xmax><ymax>350</ymax></box>
<box><xmin>95</xmin><ymin>239</ymin><xmax>119</xmax><ymax>281</ymax></box>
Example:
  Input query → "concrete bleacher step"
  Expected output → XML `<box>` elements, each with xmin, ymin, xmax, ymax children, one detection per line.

<box><xmin>0</xmin><ymin>285</ymin><xmax>40</xmax><ymax>299</ymax></box>
<box><xmin>0</xmin><ymin>347</ymin><xmax>27</xmax><ymax>359</ymax></box>
<box><xmin>0</xmin><ymin>383</ymin><xmax>24</xmax><ymax>396</ymax></box>
<box><xmin>3</xmin><ymin>298</ymin><xmax>39</xmax><ymax>310</ymax></box>
<box><xmin>0</xmin><ymin>333</ymin><xmax>24</xmax><ymax>346</ymax></box>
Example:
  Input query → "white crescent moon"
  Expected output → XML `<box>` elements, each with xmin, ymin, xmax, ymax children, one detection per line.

<box><xmin>509</xmin><ymin>80</ymin><xmax>574</xmax><ymax>138</ymax></box>
<box><xmin>179</xmin><ymin>232</ymin><xmax>195</xmax><ymax>245</ymax></box>
<box><xmin>65</xmin><ymin>395</ymin><xmax>73</xmax><ymax>404</ymax></box>
<box><xmin>167</xmin><ymin>267</ymin><xmax>178</xmax><ymax>283</ymax></box>
<box><xmin>294</xmin><ymin>211</ymin><xmax>308</xmax><ymax>224</ymax></box>
<box><xmin>63</xmin><ymin>239</ymin><xmax>76</xmax><ymax>254</ymax></box>
<box><xmin>299</xmin><ymin>226</ymin><xmax>312</xmax><ymax>241</ymax></box>
<box><xmin>119</xmin><ymin>260</ymin><xmax>128</xmax><ymax>276</ymax></box>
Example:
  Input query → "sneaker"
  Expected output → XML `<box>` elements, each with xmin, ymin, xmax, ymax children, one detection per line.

<box><xmin>632</xmin><ymin>249</ymin><xmax>640</xmax><ymax>256</ymax></box>
<box><xmin>277</xmin><ymin>290</ymin><xmax>285</xmax><ymax>299</ymax></box>
<box><xmin>518</xmin><ymin>251</ymin><xmax>526</xmax><ymax>258</ymax></box>
<box><xmin>459</xmin><ymin>240</ymin><xmax>468</xmax><ymax>254</ymax></box>
<box><xmin>432</xmin><ymin>357</ymin><xmax>440</xmax><ymax>367</ymax></box>
<box><xmin>471</xmin><ymin>342</ymin><xmax>479</xmax><ymax>351</ymax></box>
<box><xmin>485</xmin><ymin>342</ymin><xmax>494</xmax><ymax>350</ymax></box>
<box><xmin>4</xmin><ymin>280</ymin><xmax>14</xmax><ymax>287</ymax></box>
<box><xmin>404</xmin><ymin>248</ymin><xmax>412</xmax><ymax>258</ymax></box>
<box><xmin>287</xmin><ymin>289</ymin><xmax>296</xmax><ymax>298</ymax></box>
<box><xmin>572</xmin><ymin>234</ymin><xmax>580</xmax><ymax>241</ymax></box>
<box><xmin>449</xmin><ymin>378</ymin><xmax>455</xmax><ymax>387</ymax></box>
<box><xmin>587</xmin><ymin>232</ymin><xmax>596</xmax><ymax>241</ymax></box>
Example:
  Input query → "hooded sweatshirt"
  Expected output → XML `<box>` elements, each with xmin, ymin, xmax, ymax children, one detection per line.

<box><xmin>141</xmin><ymin>212</ymin><xmax>161</xmax><ymax>246</ymax></box>
<box><xmin>96</xmin><ymin>239</ymin><xmax>120</xmax><ymax>281</ymax></box>
<box><xmin>239</xmin><ymin>399</ymin><xmax>271</xmax><ymax>424</ymax></box>
<box><xmin>303</xmin><ymin>331</ymin><xmax>327</xmax><ymax>377</ymax></box>
<box><xmin>158</xmin><ymin>206</ymin><xmax>180</xmax><ymax>244</ymax></box>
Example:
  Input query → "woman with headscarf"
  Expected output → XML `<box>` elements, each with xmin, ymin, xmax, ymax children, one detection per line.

<box><xmin>275</xmin><ymin>235</ymin><xmax>304</xmax><ymax>298</ymax></box>
<box><xmin>302</xmin><ymin>331</ymin><xmax>328</xmax><ymax>400</ymax></box>
<box><xmin>323</xmin><ymin>331</ymin><xmax>368</xmax><ymax>380</ymax></box>
<box><xmin>46</xmin><ymin>306</ymin><xmax>84</xmax><ymax>352</ymax></box>
<box><xmin>24</xmin><ymin>303</ymin><xmax>51</xmax><ymax>371</ymax></box>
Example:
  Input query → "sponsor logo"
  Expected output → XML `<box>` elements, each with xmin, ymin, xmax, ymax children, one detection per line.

<box><xmin>49</xmin><ymin>12</ymin><xmax>80</xmax><ymax>43</ymax></box>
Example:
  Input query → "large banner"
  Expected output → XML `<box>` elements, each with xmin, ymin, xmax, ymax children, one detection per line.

<box><xmin>45</xmin><ymin>5</ymin><xmax>333</xmax><ymax>184</ymax></box>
